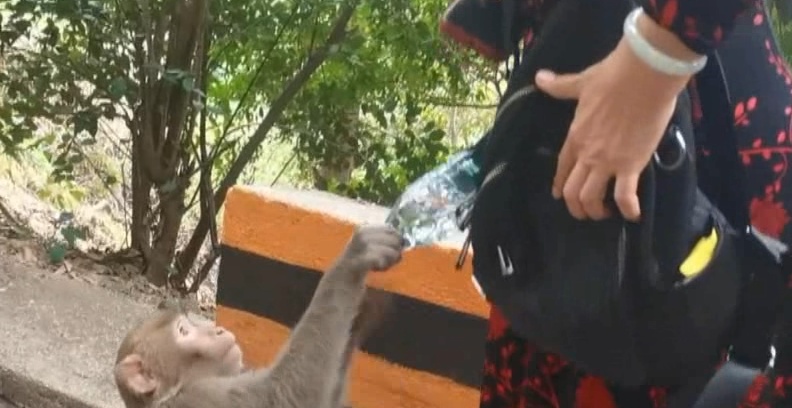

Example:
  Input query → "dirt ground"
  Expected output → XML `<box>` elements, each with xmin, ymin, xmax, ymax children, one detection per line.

<box><xmin>0</xmin><ymin>178</ymin><xmax>215</xmax><ymax>319</ymax></box>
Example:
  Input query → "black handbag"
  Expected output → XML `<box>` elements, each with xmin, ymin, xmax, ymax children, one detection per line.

<box><xmin>457</xmin><ymin>0</ymin><xmax>743</xmax><ymax>387</ymax></box>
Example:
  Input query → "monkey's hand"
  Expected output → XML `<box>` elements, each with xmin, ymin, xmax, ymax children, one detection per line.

<box><xmin>340</xmin><ymin>225</ymin><xmax>404</xmax><ymax>276</ymax></box>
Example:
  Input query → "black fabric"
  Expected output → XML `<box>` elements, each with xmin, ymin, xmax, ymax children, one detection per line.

<box><xmin>460</xmin><ymin>0</ymin><xmax>743</xmax><ymax>388</ymax></box>
<box><xmin>684</xmin><ymin>47</ymin><xmax>792</xmax><ymax>408</ymax></box>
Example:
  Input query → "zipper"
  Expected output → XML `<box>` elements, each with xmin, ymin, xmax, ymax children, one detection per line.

<box><xmin>495</xmin><ymin>85</ymin><xmax>535</xmax><ymax>122</ymax></box>
<box><xmin>456</xmin><ymin>162</ymin><xmax>507</xmax><ymax>231</ymax></box>
<box><xmin>455</xmin><ymin>162</ymin><xmax>508</xmax><ymax>269</ymax></box>
<box><xmin>453</xmin><ymin>83</ymin><xmax>536</xmax><ymax>270</ymax></box>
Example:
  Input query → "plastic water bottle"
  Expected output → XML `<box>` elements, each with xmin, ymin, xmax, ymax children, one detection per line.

<box><xmin>385</xmin><ymin>149</ymin><xmax>481</xmax><ymax>247</ymax></box>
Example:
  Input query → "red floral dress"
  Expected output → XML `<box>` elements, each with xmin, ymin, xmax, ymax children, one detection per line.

<box><xmin>440</xmin><ymin>0</ymin><xmax>792</xmax><ymax>406</ymax></box>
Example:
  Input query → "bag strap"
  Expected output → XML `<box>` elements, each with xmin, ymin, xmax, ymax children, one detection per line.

<box><xmin>501</xmin><ymin>0</ymin><xmax>520</xmax><ymax>79</ymax></box>
<box><xmin>696</xmin><ymin>49</ymin><xmax>787</xmax><ymax>367</ymax></box>
<box><xmin>685</xmin><ymin>49</ymin><xmax>792</xmax><ymax>407</ymax></box>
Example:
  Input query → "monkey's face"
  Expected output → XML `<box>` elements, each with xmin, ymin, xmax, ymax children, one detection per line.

<box><xmin>113</xmin><ymin>310</ymin><xmax>244</xmax><ymax>406</ymax></box>
<box><xmin>172</xmin><ymin>315</ymin><xmax>244</xmax><ymax>380</ymax></box>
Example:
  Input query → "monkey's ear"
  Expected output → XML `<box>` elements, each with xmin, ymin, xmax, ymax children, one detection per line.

<box><xmin>114</xmin><ymin>354</ymin><xmax>159</xmax><ymax>395</ymax></box>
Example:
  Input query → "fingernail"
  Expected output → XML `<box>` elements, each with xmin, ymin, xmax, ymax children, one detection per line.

<box><xmin>551</xmin><ymin>186</ymin><xmax>561</xmax><ymax>199</ymax></box>
<box><xmin>536</xmin><ymin>70</ymin><xmax>554</xmax><ymax>82</ymax></box>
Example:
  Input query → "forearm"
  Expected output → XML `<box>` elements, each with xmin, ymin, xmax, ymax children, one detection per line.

<box><xmin>263</xmin><ymin>263</ymin><xmax>365</xmax><ymax>400</ymax></box>
<box><xmin>613</xmin><ymin>0</ymin><xmax>747</xmax><ymax>96</ymax></box>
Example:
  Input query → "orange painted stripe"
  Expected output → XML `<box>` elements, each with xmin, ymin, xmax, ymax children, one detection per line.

<box><xmin>216</xmin><ymin>305</ymin><xmax>479</xmax><ymax>408</ymax></box>
<box><xmin>221</xmin><ymin>186</ymin><xmax>488</xmax><ymax>319</ymax></box>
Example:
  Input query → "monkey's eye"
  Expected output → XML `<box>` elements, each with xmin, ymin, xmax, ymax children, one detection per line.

<box><xmin>178</xmin><ymin>324</ymin><xmax>189</xmax><ymax>337</ymax></box>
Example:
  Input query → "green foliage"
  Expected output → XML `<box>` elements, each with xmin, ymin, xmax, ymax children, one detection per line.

<box><xmin>278</xmin><ymin>0</ymin><xmax>489</xmax><ymax>202</ymax></box>
<box><xmin>45</xmin><ymin>211</ymin><xmax>86</xmax><ymax>264</ymax></box>
<box><xmin>335</xmin><ymin>118</ymin><xmax>451</xmax><ymax>204</ymax></box>
<box><xmin>1</xmin><ymin>0</ymin><xmax>487</xmax><ymax>202</ymax></box>
<box><xmin>771</xmin><ymin>1</ymin><xmax>792</xmax><ymax>65</ymax></box>
<box><xmin>0</xmin><ymin>0</ymin><xmax>132</xmax><ymax>183</ymax></box>
<box><xmin>0</xmin><ymin>0</ymin><xmax>494</xmax><ymax>286</ymax></box>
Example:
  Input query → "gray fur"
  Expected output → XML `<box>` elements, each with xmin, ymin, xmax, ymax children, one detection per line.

<box><xmin>155</xmin><ymin>225</ymin><xmax>403</xmax><ymax>408</ymax></box>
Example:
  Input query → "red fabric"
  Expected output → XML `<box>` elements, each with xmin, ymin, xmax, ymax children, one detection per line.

<box><xmin>575</xmin><ymin>377</ymin><xmax>617</xmax><ymax>408</ymax></box>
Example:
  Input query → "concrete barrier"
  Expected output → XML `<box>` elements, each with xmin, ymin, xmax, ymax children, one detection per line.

<box><xmin>216</xmin><ymin>186</ymin><xmax>489</xmax><ymax>408</ymax></box>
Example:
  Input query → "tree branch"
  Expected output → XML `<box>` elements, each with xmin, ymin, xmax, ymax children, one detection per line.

<box><xmin>209</xmin><ymin>0</ymin><xmax>302</xmax><ymax>163</ymax></box>
<box><xmin>420</xmin><ymin>97</ymin><xmax>497</xmax><ymax>109</ymax></box>
<box><xmin>174</xmin><ymin>1</ymin><xmax>359</xmax><ymax>283</ymax></box>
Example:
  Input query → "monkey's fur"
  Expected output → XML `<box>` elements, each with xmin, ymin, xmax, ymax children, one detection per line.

<box><xmin>113</xmin><ymin>225</ymin><xmax>404</xmax><ymax>408</ymax></box>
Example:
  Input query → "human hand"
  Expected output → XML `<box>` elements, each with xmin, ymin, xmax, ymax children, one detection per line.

<box><xmin>534</xmin><ymin>35</ymin><xmax>693</xmax><ymax>221</ymax></box>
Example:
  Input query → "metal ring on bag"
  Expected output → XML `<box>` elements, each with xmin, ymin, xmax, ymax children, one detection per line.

<box><xmin>653</xmin><ymin>127</ymin><xmax>687</xmax><ymax>171</ymax></box>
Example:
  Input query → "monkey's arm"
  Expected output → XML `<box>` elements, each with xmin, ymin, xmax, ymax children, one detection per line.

<box><xmin>234</xmin><ymin>226</ymin><xmax>403</xmax><ymax>408</ymax></box>
<box><xmin>328</xmin><ymin>290</ymin><xmax>393</xmax><ymax>408</ymax></box>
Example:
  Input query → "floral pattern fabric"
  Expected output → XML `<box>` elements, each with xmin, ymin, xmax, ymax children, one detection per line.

<box><xmin>639</xmin><ymin>0</ymin><xmax>754</xmax><ymax>54</ymax></box>
<box><xmin>439</xmin><ymin>0</ymin><xmax>792</xmax><ymax>406</ymax></box>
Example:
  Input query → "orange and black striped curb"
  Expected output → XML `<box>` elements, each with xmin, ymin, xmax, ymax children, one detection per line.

<box><xmin>217</xmin><ymin>186</ymin><xmax>489</xmax><ymax>408</ymax></box>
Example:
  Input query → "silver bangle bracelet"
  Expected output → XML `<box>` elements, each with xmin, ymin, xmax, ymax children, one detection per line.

<box><xmin>622</xmin><ymin>8</ymin><xmax>707</xmax><ymax>77</ymax></box>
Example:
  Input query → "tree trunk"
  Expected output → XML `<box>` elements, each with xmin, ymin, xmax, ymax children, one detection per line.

<box><xmin>129</xmin><ymin>0</ymin><xmax>207</xmax><ymax>286</ymax></box>
<box><xmin>145</xmin><ymin>186</ymin><xmax>187</xmax><ymax>286</ymax></box>
<box><xmin>130</xmin><ymin>126</ymin><xmax>152</xmax><ymax>250</ymax></box>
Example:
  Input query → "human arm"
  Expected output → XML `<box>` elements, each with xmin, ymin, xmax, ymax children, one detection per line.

<box><xmin>537</xmin><ymin>0</ymin><xmax>751</xmax><ymax>220</ymax></box>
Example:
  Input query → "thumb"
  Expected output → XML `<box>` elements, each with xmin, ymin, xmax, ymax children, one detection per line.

<box><xmin>535</xmin><ymin>69</ymin><xmax>582</xmax><ymax>100</ymax></box>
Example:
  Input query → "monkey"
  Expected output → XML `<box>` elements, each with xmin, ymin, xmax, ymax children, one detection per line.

<box><xmin>113</xmin><ymin>224</ymin><xmax>404</xmax><ymax>408</ymax></box>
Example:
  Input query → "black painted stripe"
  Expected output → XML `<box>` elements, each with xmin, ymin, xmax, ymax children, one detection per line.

<box><xmin>217</xmin><ymin>244</ymin><xmax>488</xmax><ymax>388</ymax></box>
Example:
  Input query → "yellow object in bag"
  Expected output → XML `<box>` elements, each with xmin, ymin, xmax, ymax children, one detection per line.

<box><xmin>679</xmin><ymin>227</ymin><xmax>719</xmax><ymax>278</ymax></box>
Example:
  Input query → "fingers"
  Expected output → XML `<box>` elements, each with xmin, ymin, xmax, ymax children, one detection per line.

<box><xmin>558</xmin><ymin>168</ymin><xmax>640</xmax><ymax>221</ymax></box>
<box><xmin>375</xmin><ymin>227</ymin><xmax>406</xmax><ymax>249</ymax></box>
<box><xmin>561</xmin><ymin>162</ymin><xmax>588</xmax><ymax>219</ymax></box>
<box><xmin>535</xmin><ymin>70</ymin><xmax>582</xmax><ymax>100</ymax></box>
<box><xmin>357</xmin><ymin>225</ymin><xmax>406</xmax><ymax>249</ymax></box>
<box><xmin>552</xmin><ymin>140</ymin><xmax>574</xmax><ymax>199</ymax></box>
<box><xmin>560</xmin><ymin>164</ymin><xmax>611</xmax><ymax>220</ymax></box>
<box><xmin>578</xmin><ymin>169</ymin><xmax>611</xmax><ymax>220</ymax></box>
<box><xmin>614</xmin><ymin>173</ymin><xmax>641</xmax><ymax>221</ymax></box>
<box><xmin>368</xmin><ymin>247</ymin><xmax>402</xmax><ymax>272</ymax></box>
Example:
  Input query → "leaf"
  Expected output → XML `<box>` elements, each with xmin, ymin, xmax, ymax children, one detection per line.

<box><xmin>427</xmin><ymin>128</ymin><xmax>445</xmax><ymax>142</ymax></box>
<box><xmin>181</xmin><ymin>76</ymin><xmax>195</xmax><ymax>92</ymax></box>
<box><xmin>160</xmin><ymin>179</ymin><xmax>179</xmax><ymax>194</ymax></box>
<box><xmin>57</xmin><ymin>212</ymin><xmax>75</xmax><ymax>223</ymax></box>
<box><xmin>47</xmin><ymin>243</ymin><xmax>68</xmax><ymax>264</ymax></box>
<box><xmin>372</xmin><ymin>109</ymin><xmax>387</xmax><ymax>127</ymax></box>
<box><xmin>384</xmin><ymin>98</ymin><xmax>397</xmax><ymax>113</ymax></box>
<box><xmin>61</xmin><ymin>225</ymin><xmax>86</xmax><ymax>247</ymax></box>
<box><xmin>74</xmin><ymin>111</ymin><xmax>99</xmax><ymax>137</ymax></box>
<box><xmin>108</xmin><ymin>77</ymin><xmax>128</xmax><ymax>99</ymax></box>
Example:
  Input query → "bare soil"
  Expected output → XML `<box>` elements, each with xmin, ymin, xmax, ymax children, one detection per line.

<box><xmin>0</xmin><ymin>396</ymin><xmax>15</xmax><ymax>408</ymax></box>
<box><xmin>0</xmin><ymin>177</ymin><xmax>215</xmax><ymax>319</ymax></box>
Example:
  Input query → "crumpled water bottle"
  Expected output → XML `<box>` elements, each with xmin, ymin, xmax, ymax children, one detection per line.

<box><xmin>386</xmin><ymin>149</ymin><xmax>481</xmax><ymax>247</ymax></box>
